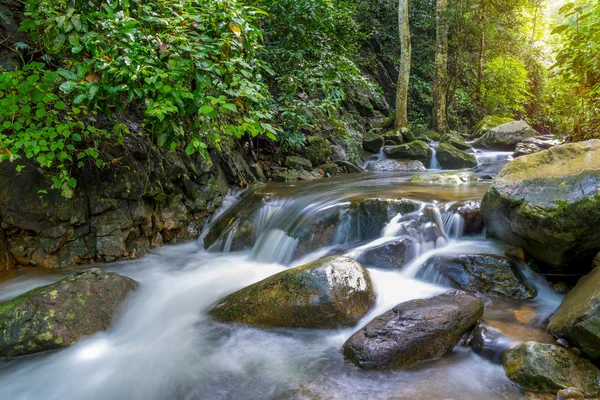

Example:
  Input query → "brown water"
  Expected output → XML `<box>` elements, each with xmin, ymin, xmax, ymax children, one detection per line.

<box><xmin>0</xmin><ymin>167</ymin><xmax>563</xmax><ymax>400</ymax></box>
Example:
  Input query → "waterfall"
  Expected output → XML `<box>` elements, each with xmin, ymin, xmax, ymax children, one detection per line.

<box><xmin>443</xmin><ymin>212</ymin><xmax>465</xmax><ymax>239</ymax></box>
<box><xmin>251</xmin><ymin>229</ymin><xmax>299</xmax><ymax>265</ymax></box>
<box><xmin>429</xmin><ymin>142</ymin><xmax>440</xmax><ymax>170</ymax></box>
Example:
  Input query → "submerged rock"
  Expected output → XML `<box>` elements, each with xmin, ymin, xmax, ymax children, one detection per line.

<box><xmin>471</xmin><ymin>116</ymin><xmax>515</xmax><ymax>139</ymax></box>
<box><xmin>343</xmin><ymin>290</ymin><xmax>483</xmax><ymax>369</ymax></box>
<box><xmin>468</xmin><ymin>320</ymin><xmax>512</xmax><ymax>364</ymax></box>
<box><xmin>503</xmin><ymin>342</ymin><xmax>600</xmax><ymax>395</ymax></box>
<box><xmin>383</xmin><ymin>140</ymin><xmax>432</xmax><ymax>163</ymax></box>
<box><xmin>481</xmin><ymin>140</ymin><xmax>600</xmax><ymax>274</ymax></box>
<box><xmin>410</xmin><ymin>171</ymin><xmax>478</xmax><ymax>185</ymax></box>
<box><xmin>547</xmin><ymin>268</ymin><xmax>600</xmax><ymax>362</ymax></box>
<box><xmin>475</xmin><ymin>120</ymin><xmax>537</xmax><ymax>150</ymax></box>
<box><xmin>210</xmin><ymin>256</ymin><xmax>375</xmax><ymax>329</ymax></box>
<box><xmin>416</xmin><ymin>254</ymin><xmax>537</xmax><ymax>299</ymax></box>
<box><xmin>0</xmin><ymin>268</ymin><xmax>137</xmax><ymax>357</ymax></box>
<box><xmin>436</xmin><ymin>143</ymin><xmax>477</xmax><ymax>169</ymax></box>
<box><xmin>357</xmin><ymin>237</ymin><xmax>417</xmax><ymax>269</ymax></box>
<box><xmin>366</xmin><ymin>160</ymin><xmax>426</xmax><ymax>172</ymax></box>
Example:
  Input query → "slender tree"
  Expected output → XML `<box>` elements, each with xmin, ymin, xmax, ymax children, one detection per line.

<box><xmin>432</xmin><ymin>0</ymin><xmax>449</xmax><ymax>133</ymax></box>
<box><xmin>395</xmin><ymin>0</ymin><xmax>411</xmax><ymax>129</ymax></box>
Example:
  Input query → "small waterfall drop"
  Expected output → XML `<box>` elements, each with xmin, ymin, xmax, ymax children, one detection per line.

<box><xmin>429</xmin><ymin>142</ymin><xmax>440</xmax><ymax>170</ymax></box>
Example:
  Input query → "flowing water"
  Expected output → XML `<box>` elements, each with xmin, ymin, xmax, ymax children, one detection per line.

<box><xmin>0</xmin><ymin>149</ymin><xmax>563</xmax><ymax>400</ymax></box>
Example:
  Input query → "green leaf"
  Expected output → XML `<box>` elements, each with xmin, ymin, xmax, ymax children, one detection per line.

<box><xmin>57</xmin><ymin>68</ymin><xmax>78</xmax><ymax>81</ymax></box>
<box><xmin>199</xmin><ymin>105</ymin><xmax>215</xmax><ymax>115</ymax></box>
<box><xmin>55</xmin><ymin>101</ymin><xmax>67</xmax><ymax>110</ymax></box>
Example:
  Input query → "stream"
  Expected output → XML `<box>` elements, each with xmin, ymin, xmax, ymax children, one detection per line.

<box><xmin>0</xmin><ymin>144</ymin><xmax>563</xmax><ymax>400</ymax></box>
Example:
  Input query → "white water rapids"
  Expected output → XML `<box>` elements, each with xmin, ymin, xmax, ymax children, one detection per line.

<box><xmin>0</xmin><ymin>171</ymin><xmax>562</xmax><ymax>400</ymax></box>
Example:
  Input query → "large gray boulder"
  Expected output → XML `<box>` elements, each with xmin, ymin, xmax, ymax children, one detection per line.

<box><xmin>471</xmin><ymin>116</ymin><xmax>515</xmax><ymax>139</ymax></box>
<box><xmin>343</xmin><ymin>290</ymin><xmax>483</xmax><ymax>369</ymax></box>
<box><xmin>513</xmin><ymin>136</ymin><xmax>563</xmax><ymax>158</ymax></box>
<box><xmin>504</xmin><ymin>342</ymin><xmax>600</xmax><ymax>395</ymax></box>
<box><xmin>475</xmin><ymin>120</ymin><xmax>537</xmax><ymax>150</ymax></box>
<box><xmin>0</xmin><ymin>268</ymin><xmax>138</xmax><ymax>357</ymax></box>
<box><xmin>416</xmin><ymin>254</ymin><xmax>537</xmax><ymax>299</ymax></box>
<box><xmin>210</xmin><ymin>256</ymin><xmax>376</xmax><ymax>329</ymax></box>
<box><xmin>548</xmin><ymin>268</ymin><xmax>600</xmax><ymax>362</ymax></box>
<box><xmin>481</xmin><ymin>140</ymin><xmax>600</xmax><ymax>274</ymax></box>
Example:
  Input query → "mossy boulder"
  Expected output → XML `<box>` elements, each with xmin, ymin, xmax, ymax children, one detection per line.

<box><xmin>0</xmin><ymin>268</ymin><xmax>137</xmax><ymax>357</ymax></box>
<box><xmin>210</xmin><ymin>256</ymin><xmax>376</xmax><ymax>328</ymax></box>
<box><xmin>547</xmin><ymin>268</ymin><xmax>600</xmax><ymax>362</ymax></box>
<box><xmin>284</xmin><ymin>156</ymin><xmax>312</xmax><ymax>170</ymax></box>
<box><xmin>384</xmin><ymin>140</ymin><xmax>432</xmax><ymax>163</ymax></box>
<box><xmin>343</xmin><ymin>290</ymin><xmax>483</xmax><ymax>369</ymax></box>
<box><xmin>471</xmin><ymin>116</ymin><xmax>515</xmax><ymax>139</ymax></box>
<box><xmin>363</xmin><ymin>135</ymin><xmax>385</xmax><ymax>153</ymax></box>
<box><xmin>410</xmin><ymin>171</ymin><xmax>478</xmax><ymax>185</ymax></box>
<box><xmin>480</xmin><ymin>140</ymin><xmax>600</xmax><ymax>274</ymax></box>
<box><xmin>416</xmin><ymin>254</ymin><xmax>537</xmax><ymax>299</ymax></box>
<box><xmin>441</xmin><ymin>134</ymin><xmax>472</xmax><ymax>151</ymax></box>
<box><xmin>316</xmin><ymin>163</ymin><xmax>339</xmax><ymax>176</ymax></box>
<box><xmin>436</xmin><ymin>143</ymin><xmax>477</xmax><ymax>169</ymax></box>
<box><xmin>475</xmin><ymin>120</ymin><xmax>537</xmax><ymax>150</ymax></box>
<box><xmin>305</xmin><ymin>136</ymin><xmax>333</xmax><ymax>166</ymax></box>
<box><xmin>503</xmin><ymin>342</ymin><xmax>600</xmax><ymax>395</ymax></box>
<box><xmin>413</xmin><ymin>127</ymin><xmax>441</xmax><ymax>141</ymax></box>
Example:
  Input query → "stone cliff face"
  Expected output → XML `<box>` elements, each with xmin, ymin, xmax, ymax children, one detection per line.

<box><xmin>0</xmin><ymin>136</ymin><xmax>262</xmax><ymax>272</ymax></box>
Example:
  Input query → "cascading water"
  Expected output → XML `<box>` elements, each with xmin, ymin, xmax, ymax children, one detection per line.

<box><xmin>429</xmin><ymin>142</ymin><xmax>440</xmax><ymax>170</ymax></box>
<box><xmin>0</xmin><ymin>163</ymin><xmax>561</xmax><ymax>400</ymax></box>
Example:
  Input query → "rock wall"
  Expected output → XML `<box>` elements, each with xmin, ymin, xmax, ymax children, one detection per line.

<box><xmin>0</xmin><ymin>136</ymin><xmax>261</xmax><ymax>273</ymax></box>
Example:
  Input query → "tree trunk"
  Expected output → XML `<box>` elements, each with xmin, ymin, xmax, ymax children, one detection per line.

<box><xmin>476</xmin><ymin>4</ymin><xmax>485</xmax><ymax>109</ymax></box>
<box><xmin>432</xmin><ymin>0</ymin><xmax>449</xmax><ymax>133</ymax></box>
<box><xmin>394</xmin><ymin>0</ymin><xmax>411</xmax><ymax>130</ymax></box>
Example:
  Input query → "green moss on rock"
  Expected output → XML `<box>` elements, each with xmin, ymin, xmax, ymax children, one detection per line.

<box><xmin>436</xmin><ymin>143</ymin><xmax>477</xmax><ymax>169</ymax></box>
<box><xmin>210</xmin><ymin>256</ymin><xmax>376</xmax><ymax>328</ymax></box>
<box><xmin>384</xmin><ymin>140</ymin><xmax>432</xmax><ymax>163</ymax></box>
<box><xmin>471</xmin><ymin>116</ymin><xmax>515</xmax><ymax>139</ymax></box>
<box><xmin>503</xmin><ymin>342</ymin><xmax>600</xmax><ymax>395</ymax></box>
<box><xmin>0</xmin><ymin>268</ymin><xmax>137</xmax><ymax>357</ymax></box>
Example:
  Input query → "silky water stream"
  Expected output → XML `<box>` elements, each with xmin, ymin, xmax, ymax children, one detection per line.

<box><xmin>0</xmin><ymin>157</ymin><xmax>562</xmax><ymax>400</ymax></box>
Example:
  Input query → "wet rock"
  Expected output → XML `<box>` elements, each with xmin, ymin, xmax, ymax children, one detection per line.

<box><xmin>353</xmin><ymin>198</ymin><xmax>421</xmax><ymax>240</ymax></box>
<box><xmin>357</xmin><ymin>237</ymin><xmax>417</xmax><ymax>269</ymax></box>
<box><xmin>366</xmin><ymin>160</ymin><xmax>426</xmax><ymax>172</ymax></box>
<box><xmin>210</xmin><ymin>256</ymin><xmax>376</xmax><ymax>328</ymax></box>
<box><xmin>440</xmin><ymin>134</ymin><xmax>472</xmax><ymax>151</ymax></box>
<box><xmin>410</xmin><ymin>171</ymin><xmax>478</xmax><ymax>185</ymax></box>
<box><xmin>0</xmin><ymin>268</ymin><xmax>137</xmax><ymax>357</ymax></box>
<box><xmin>294</xmin><ymin>208</ymin><xmax>341</xmax><ymax>258</ymax></box>
<box><xmin>503</xmin><ymin>342</ymin><xmax>600</xmax><ymax>395</ymax></box>
<box><xmin>363</xmin><ymin>135</ymin><xmax>385</xmax><ymax>153</ymax></box>
<box><xmin>284</xmin><ymin>156</ymin><xmax>312</xmax><ymax>171</ymax></box>
<box><xmin>513</xmin><ymin>136</ymin><xmax>563</xmax><ymax>158</ymax></box>
<box><xmin>316</xmin><ymin>163</ymin><xmax>339</xmax><ymax>176</ymax></box>
<box><xmin>383</xmin><ymin>140</ymin><xmax>432</xmax><ymax>163</ymax></box>
<box><xmin>447</xmin><ymin>201</ymin><xmax>484</xmax><ymax>235</ymax></box>
<box><xmin>505</xmin><ymin>247</ymin><xmax>527</xmax><ymax>262</ymax></box>
<box><xmin>412</xmin><ymin>127</ymin><xmax>441</xmax><ymax>141</ymax></box>
<box><xmin>343</xmin><ymin>290</ymin><xmax>483</xmax><ymax>369</ymax></box>
<box><xmin>557</xmin><ymin>388</ymin><xmax>584</xmax><ymax>400</ymax></box>
<box><xmin>337</xmin><ymin>161</ymin><xmax>365</xmax><ymax>173</ymax></box>
<box><xmin>468</xmin><ymin>320</ymin><xmax>512</xmax><ymax>364</ymax></box>
<box><xmin>204</xmin><ymin>187</ymin><xmax>264</xmax><ymax>251</ymax></box>
<box><xmin>547</xmin><ymin>267</ymin><xmax>600</xmax><ymax>362</ymax></box>
<box><xmin>481</xmin><ymin>140</ymin><xmax>600</xmax><ymax>274</ymax></box>
<box><xmin>593</xmin><ymin>252</ymin><xmax>600</xmax><ymax>269</ymax></box>
<box><xmin>475</xmin><ymin>120</ymin><xmax>537</xmax><ymax>150</ymax></box>
<box><xmin>416</xmin><ymin>254</ymin><xmax>537</xmax><ymax>299</ymax></box>
<box><xmin>436</xmin><ymin>143</ymin><xmax>477</xmax><ymax>169</ymax></box>
<box><xmin>471</xmin><ymin>116</ymin><xmax>515</xmax><ymax>139</ymax></box>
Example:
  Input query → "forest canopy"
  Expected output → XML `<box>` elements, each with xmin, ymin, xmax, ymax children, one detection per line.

<box><xmin>0</xmin><ymin>0</ymin><xmax>597</xmax><ymax>194</ymax></box>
